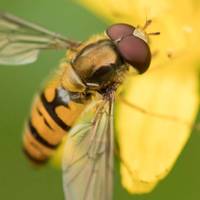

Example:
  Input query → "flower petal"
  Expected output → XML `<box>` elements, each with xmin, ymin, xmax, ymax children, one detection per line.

<box><xmin>115</xmin><ymin>64</ymin><xmax>199</xmax><ymax>193</ymax></box>
<box><xmin>77</xmin><ymin>0</ymin><xmax>200</xmax><ymax>66</ymax></box>
<box><xmin>77</xmin><ymin>0</ymin><xmax>200</xmax><ymax>193</ymax></box>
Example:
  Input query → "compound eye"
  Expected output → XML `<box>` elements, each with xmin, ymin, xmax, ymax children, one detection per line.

<box><xmin>106</xmin><ymin>23</ymin><xmax>135</xmax><ymax>41</ymax></box>
<box><xmin>118</xmin><ymin>35</ymin><xmax>151</xmax><ymax>74</ymax></box>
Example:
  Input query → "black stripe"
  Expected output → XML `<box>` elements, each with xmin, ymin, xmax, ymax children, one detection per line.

<box><xmin>37</xmin><ymin>108</ymin><xmax>43</xmax><ymax>116</ymax></box>
<box><xmin>40</xmin><ymin>89</ymin><xmax>71</xmax><ymax>131</ymax></box>
<box><xmin>22</xmin><ymin>147</ymin><xmax>49</xmax><ymax>165</ymax></box>
<box><xmin>37</xmin><ymin>107</ymin><xmax>54</xmax><ymax>131</ymax></box>
<box><xmin>28</xmin><ymin>120</ymin><xmax>58</xmax><ymax>149</ymax></box>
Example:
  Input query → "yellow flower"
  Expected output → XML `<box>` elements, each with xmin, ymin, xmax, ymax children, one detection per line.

<box><xmin>76</xmin><ymin>0</ymin><xmax>200</xmax><ymax>194</ymax></box>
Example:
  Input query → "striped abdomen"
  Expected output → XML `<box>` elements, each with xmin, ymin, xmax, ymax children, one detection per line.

<box><xmin>23</xmin><ymin>81</ymin><xmax>88</xmax><ymax>164</ymax></box>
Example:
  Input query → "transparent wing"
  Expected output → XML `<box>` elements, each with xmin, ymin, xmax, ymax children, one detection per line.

<box><xmin>62</xmin><ymin>99</ymin><xmax>114</xmax><ymax>200</ymax></box>
<box><xmin>0</xmin><ymin>12</ymin><xmax>79</xmax><ymax>65</ymax></box>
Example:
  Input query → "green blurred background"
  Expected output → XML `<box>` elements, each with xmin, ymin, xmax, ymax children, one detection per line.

<box><xmin>0</xmin><ymin>0</ymin><xmax>200</xmax><ymax>199</ymax></box>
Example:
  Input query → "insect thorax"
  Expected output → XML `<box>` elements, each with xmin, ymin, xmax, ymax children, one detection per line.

<box><xmin>65</xmin><ymin>36</ymin><xmax>127</xmax><ymax>93</ymax></box>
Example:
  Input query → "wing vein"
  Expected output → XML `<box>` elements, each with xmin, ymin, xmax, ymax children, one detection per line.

<box><xmin>62</xmin><ymin>98</ymin><xmax>114</xmax><ymax>200</ymax></box>
<box><xmin>0</xmin><ymin>12</ymin><xmax>80</xmax><ymax>65</ymax></box>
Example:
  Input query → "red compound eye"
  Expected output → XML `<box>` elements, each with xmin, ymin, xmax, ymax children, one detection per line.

<box><xmin>106</xmin><ymin>23</ymin><xmax>135</xmax><ymax>41</ymax></box>
<box><xmin>118</xmin><ymin>35</ymin><xmax>151</xmax><ymax>73</ymax></box>
<box><xmin>106</xmin><ymin>23</ymin><xmax>151</xmax><ymax>74</ymax></box>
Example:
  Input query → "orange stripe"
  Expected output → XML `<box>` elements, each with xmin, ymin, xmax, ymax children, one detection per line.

<box><xmin>23</xmin><ymin>82</ymin><xmax>88</xmax><ymax>163</ymax></box>
<box><xmin>23</xmin><ymin>128</ymin><xmax>54</xmax><ymax>160</ymax></box>
<box><xmin>31</xmin><ymin>97</ymin><xmax>67</xmax><ymax>140</ymax></box>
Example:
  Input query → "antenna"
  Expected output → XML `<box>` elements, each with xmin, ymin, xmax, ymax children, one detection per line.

<box><xmin>148</xmin><ymin>31</ymin><xmax>161</xmax><ymax>36</ymax></box>
<box><xmin>143</xmin><ymin>19</ymin><xmax>152</xmax><ymax>30</ymax></box>
<box><xmin>142</xmin><ymin>18</ymin><xmax>161</xmax><ymax>36</ymax></box>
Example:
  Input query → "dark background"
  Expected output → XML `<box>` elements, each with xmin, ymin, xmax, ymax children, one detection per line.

<box><xmin>0</xmin><ymin>0</ymin><xmax>200</xmax><ymax>199</ymax></box>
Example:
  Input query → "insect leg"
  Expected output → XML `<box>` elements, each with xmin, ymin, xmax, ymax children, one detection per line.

<box><xmin>117</xmin><ymin>93</ymin><xmax>192</xmax><ymax>126</ymax></box>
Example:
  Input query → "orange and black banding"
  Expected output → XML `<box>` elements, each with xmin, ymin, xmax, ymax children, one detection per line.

<box><xmin>40</xmin><ymin>91</ymin><xmax>71</xmax><ymax>131</ymax></box>
<box><xmin>23</xmin><ymin>85</ymin><xmax>88</xmax><ymax>164</ymax></box>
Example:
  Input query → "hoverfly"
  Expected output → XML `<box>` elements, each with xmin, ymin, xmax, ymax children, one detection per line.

<box><xmin>0</xmin><ymin>12</ymin><xmax>156</xmax><ymax>200</ymax></box>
